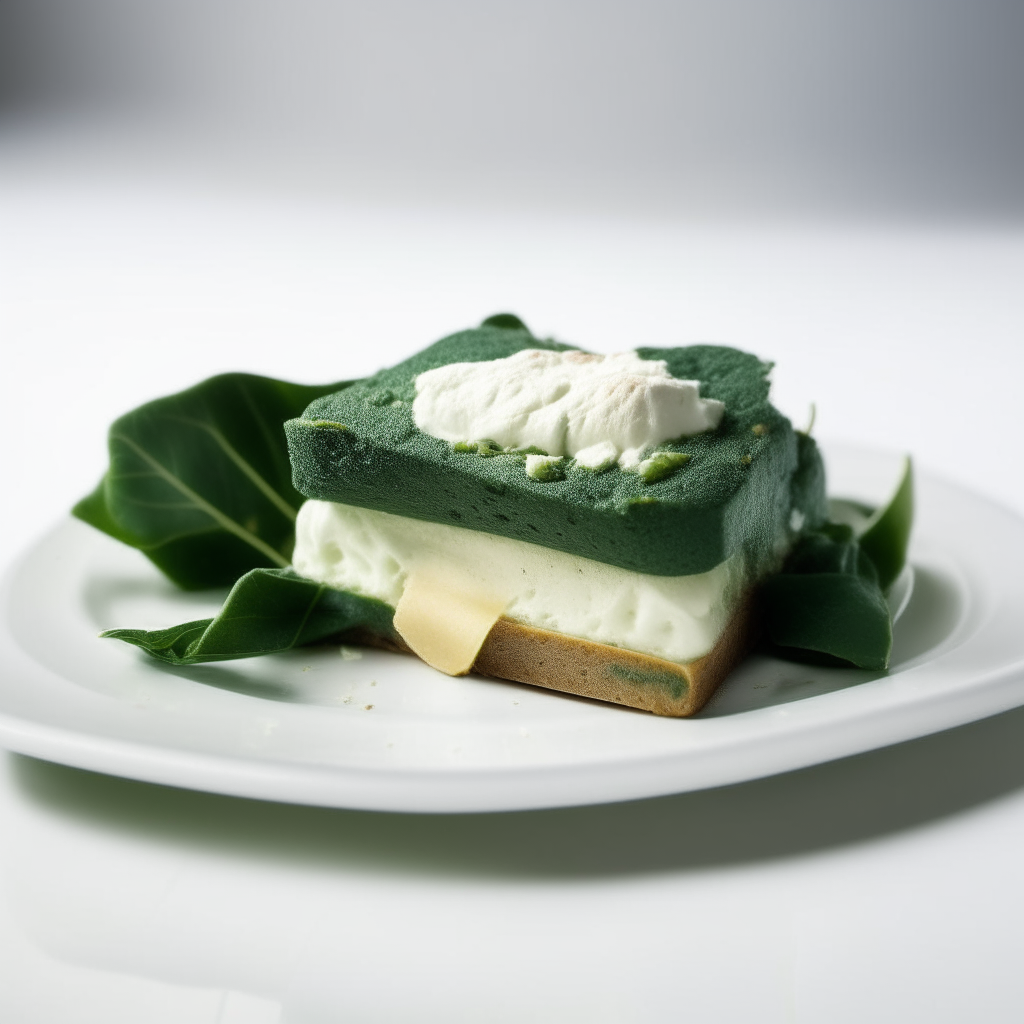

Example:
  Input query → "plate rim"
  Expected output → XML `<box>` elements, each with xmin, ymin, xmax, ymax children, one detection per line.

<box><xmin>3</xmin><ymin>445</ymin><xmax>1024</xmax><ymax>813</ymax></box>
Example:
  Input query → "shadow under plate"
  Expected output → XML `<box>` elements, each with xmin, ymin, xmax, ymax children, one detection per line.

<box><xmin>11</xmin><ymin>696</ymin><xmax>1022</xmax><ymax>881</ymax></box>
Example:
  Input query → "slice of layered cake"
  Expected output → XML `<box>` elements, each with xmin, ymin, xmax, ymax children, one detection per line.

<box><xmin>284</xmin><ymin>315</ymin><xmax>828</xmax><ymax>715</ymax></box>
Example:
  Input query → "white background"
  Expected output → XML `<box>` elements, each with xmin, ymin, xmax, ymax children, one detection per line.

<box><xmin>2</xmin><ymin>2</ymin><xmax>1024</xmax><ymax>1020</ymax></box>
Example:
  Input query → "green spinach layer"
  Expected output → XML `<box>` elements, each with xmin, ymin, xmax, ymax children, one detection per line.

<box><xmin>285</xmin><ymin>318</ymin><xmax>827</xmax><ymax>577</ymax></box>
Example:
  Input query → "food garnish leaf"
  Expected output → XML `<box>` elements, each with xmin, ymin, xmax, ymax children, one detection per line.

<box><xmin>827</xmin><ymin>458</ymin><xmax>913</xmax><ymax>592</ymax></box>
<box><xmin>762</xmin><ymin>523</ymin><xmax>893</xmax><ymax>671</ymax></box>
<box><xmin>74</xmin><ymin>374</ymin><xmax>352</xmax><ymax>589</ymax></box>
<box><xmin>103</xmin><ymin>568</ymin><xmax>395</xmax><ymax>666</ymax></box>
<box><xmin>766</xmin><ymin>458</ymin><xmax>914</xmax><ymax>670</ymax></box>
<box><xmin>762</xmin><ymin>571</ymin><xmax>893</xmax><ymax>671</ymax></box>
<box><xmin>858</xmin><ymin>457</ymin><xmax>914</xmax><ymax>591</ymax></box>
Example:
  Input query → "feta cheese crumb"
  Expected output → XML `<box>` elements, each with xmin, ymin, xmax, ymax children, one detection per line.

<box><xmin>638</xmin><ymin>451</ymin><xmax>691</xmax><ymax>484</ymax></box>
<box><xmin>574</xmin><ymin>440</ymin><xmax>619</xmax><ymax>472</ymax></box>
<box><xmin>525</xmin><ymin>454</ymin><xmax>565</xmax><ymax>481</ymax></box>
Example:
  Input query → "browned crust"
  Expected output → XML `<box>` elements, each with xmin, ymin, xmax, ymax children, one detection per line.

<box><xmin>475</xmin><ymin>594</ymin><xmax>756</xmax><ymax>716</ymax></box>
<box><xmin>346</xmin><ymin>595</ymin><xmax>757</xmax><ymax>718</ymax></box>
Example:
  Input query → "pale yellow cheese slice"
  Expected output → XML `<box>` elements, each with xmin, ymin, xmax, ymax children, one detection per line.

<box><xmin>392</xmin><ymin>565</ymin><xmax>508</xmax><ymax>676</ymax></box>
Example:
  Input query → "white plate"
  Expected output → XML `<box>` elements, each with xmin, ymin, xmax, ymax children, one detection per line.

<box><xmin>1</xmin><ymin>445</ymin><xmax>1022</xmax><ymax>813</ymax></box>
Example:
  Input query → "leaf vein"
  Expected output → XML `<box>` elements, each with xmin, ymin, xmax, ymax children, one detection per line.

<box><xmin>110</xmin><ymin>433</ymin><xmax>289</xmax><ymax>568</ymax></box>
<box><xmin>165</xmin><ymin>414</ymin><xmax>298</xmax><ymax>522</ymax></box>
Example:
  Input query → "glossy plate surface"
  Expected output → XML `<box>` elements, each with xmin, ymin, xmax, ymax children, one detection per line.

<box><xmin>1</xmin><ymin>445</ymin><xmax>1021</xmax><ymax>813</ymax></box>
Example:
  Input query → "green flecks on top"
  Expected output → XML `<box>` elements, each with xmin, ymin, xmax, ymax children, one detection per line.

<box><xmin>525</xmin><ymin>455</ymin><xmax>566</xmax><ymax>482</ymax></box>
<box><xmin>638</xmin><ymin>451</ymin><xmax>691</xmax><ymax>484</ymax></box>
<box><xmin>303</xmin><ymin>419</ymin><xmax>349</xmax><ymax>431</ymax></box>
<box><xmin>453</xmin><ymin>439</ymin><xmax>504</xmax><ymax>456</ymax></box>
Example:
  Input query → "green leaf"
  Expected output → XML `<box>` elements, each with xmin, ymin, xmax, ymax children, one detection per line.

<box><xmin>74</xmin><ymin>373</ymin><xmax>352</xmax><ymax>589</ymax></box>
<box><xmin>762</xmin><ymin>571</ymin><xmax>892</xmax><ymax>671</ymax></box>
<box><xmin>828</xmin><ymin>458</ymin><xmax>914</xmax><ymax>592</ymax></box>
<box><xmin>764</xmin><ymin>522</ymin><xmax>892</xmax><ymax>670</ymax></box>
<box><xmin>764</xmin><ymin>455</ymin><xmax>914</xmax><ymax>670</ymax></box>
<box><xmin>859</xmin><ymin>457</ymin><xmax>914</xmax><ymax>591</ymax></box>
<box><xmin>103</xmin><ymin>568</ymin><xmax>396</xmax><ymax>665</ymax></box>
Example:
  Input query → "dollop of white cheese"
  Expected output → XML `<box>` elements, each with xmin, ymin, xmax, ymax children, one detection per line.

<box><xmin>412</xmin><ymin>348</ymin><xmax>725</xmax><ymax>468</ymax></box>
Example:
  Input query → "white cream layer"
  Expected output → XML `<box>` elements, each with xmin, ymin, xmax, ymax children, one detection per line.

<box><xmin>293</xmin><ymin>500</ymin><xmax>744</xmax><ymax>664</ymax></box>
<box><xmin>412</xmin><ymin>348</ymin><xmax>725</xmax><ymax>469</ymax></box>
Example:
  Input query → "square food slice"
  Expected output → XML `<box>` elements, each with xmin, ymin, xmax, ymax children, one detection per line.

<box><xmin>284</xmin><ymin>317</ymin><xmax>827</xmax><ymax>715</ymax></box>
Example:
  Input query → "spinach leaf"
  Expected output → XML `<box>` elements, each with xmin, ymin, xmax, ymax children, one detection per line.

<box><xmin>763</xmin><ymin>523</ymin><xmax>892</xmax><ymax>670</ymax></box>
<box><xmin>74</xmin><ymin>373</ymin><xmax>352</xmax><ymax>589</ymax></box>
<box><xmin>859</xmin><ymin>457</ymin><xmax>914</xmax><ymax>591</ymax></box>
<box><xmin>828</xmin><ymin>458</ymin><xmax>914</xmax><ymax>592</ymax></box>
<box><xmin>762</xmin><ymin>573</ymin><xmax>893</xmax><ymax>670</ymax></box>
<box><xmin>103</xmin><ymin>568</ymin><xmax>396</xmax><ymax>666</ymax></box>
<box><xmin>765</xmin><ymin>460</ymin><xmax>914</xmax><ymax>670</ymax></box>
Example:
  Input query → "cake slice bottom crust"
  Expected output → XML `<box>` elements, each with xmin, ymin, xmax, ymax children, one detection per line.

<box><xmin>347</xmin><ymin>593</ymin><xmax>757</xmax><ymax>718</ymax></box>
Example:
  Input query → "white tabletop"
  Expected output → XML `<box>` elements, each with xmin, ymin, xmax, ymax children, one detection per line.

<box><xmin>2</xmin><ymin>149</ymin><xmax>1023</xmax><ymax>1022</ymax></box>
